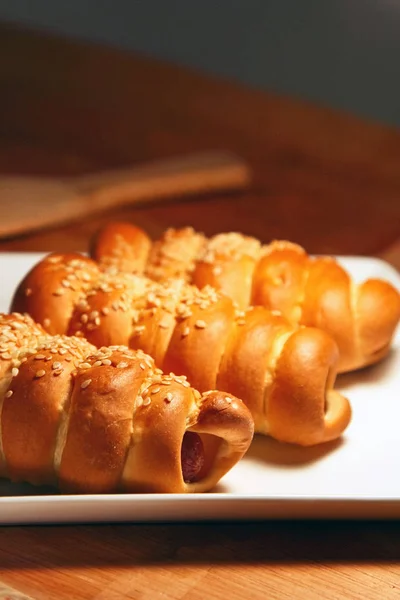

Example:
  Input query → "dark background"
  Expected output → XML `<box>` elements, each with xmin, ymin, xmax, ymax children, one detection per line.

<box><xmin>1</xmin><ymin>0</ymin><xmax>400</xmax><ymax>127</ymax></box>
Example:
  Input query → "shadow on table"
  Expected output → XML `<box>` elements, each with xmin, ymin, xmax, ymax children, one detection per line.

<box><xmin>1</xmin><ymin>517</ymin><xmax>400</xmax><ymax>569</ymax></box>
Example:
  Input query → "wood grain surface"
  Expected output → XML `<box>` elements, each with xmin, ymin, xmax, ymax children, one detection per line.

<box><xmin>0</xmin><ymin>24</ymin><xmax>399</xmax><ymax>600</ymax></box>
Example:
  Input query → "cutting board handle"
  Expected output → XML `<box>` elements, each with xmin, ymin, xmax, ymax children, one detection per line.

<box><xmin>73</xmin><ymin>150</ymin><xmax>251</xmax><ymax>209</ymax></box>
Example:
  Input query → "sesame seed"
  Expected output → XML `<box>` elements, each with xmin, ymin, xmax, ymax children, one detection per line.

<box><xmin>101</xmin><ymin>307</ymin><xmax>110</xmax><ymax>315</ymax></box>
<box><xmin>43</xmin><ymin>319</ymin><xmax>51</xmax><ymax>328</ymax></box>
<box><xmin>117</xmin><ymin>361</ymin><xmax>129</xmax><ymax>369</ymax></box>
<box><xmin>61</xmin><ymin>280</ymin><xmax>71</xmax><ymax>288</ymax></box>
<box><xmin>90</xmin><ymin>310</ymin><xmax>99</xmax><ymax>320</ymax></box>
<box><xmin>81</xmin><ymin>379</ymin><xmax>92</xmax><ymax>389</ymax></box>
<box><xmin>1</xmin><ymin>353</ymin><xmax>11</xmax><ymax>360</ymax></box>
<box><xmin>52</xmin><ymin>362</ymin><xmax>62</xmax><ymax>370</ymax></box>
<box><xmin>136</xmin><ymin>396</ymin><xmax>143</xmax><ymax>407</ymax></box>
<box><xmin>181</xmin><ymin>326</ymin><xmax>190</xmax><ymax>337</ymax></box>
<box><xmin>93</xmin><ymin>360</ymin><xmax>102</xmax><ymax>367</ymax></box>
<box><xmin>11</xmin><ymin>367</ymin><xmax>19</xmax><ymax>377</ymax></box>
<box><xmin>53</xmin><ymin>369</ymin><xmax>63</xmax><ymax>376</ymax></box>
<box><xmin>195</xmin><ymin>320</ymin><xmax>207</xmax><ymax>329</ymax></box>
<box><xmin>59</xmin><ymin>348</ymin><xmax>67</xmax><ymax>355</ymax></box>
<box><xmin>151</xmin><ymin>387</ymin><xmax>161</xmax><ymax>394</ymax></box>
<box><xmin>102</xmin><ymin>359</ymin><xmax>112</xmax><ymax>366</ymax></box>
<box><xmin>225</xmin><ymin>396</ymin><xmax>232</xmax><ymax>404</ymax></box>
<box><xmin>79</xmin><ymin>362</ymin><xmax>91</xmax><ymax>369</ymax></box>
<box><xmin>35</xmin><ymin>370</ymin><xmax>46</xmax><ymax>378</ymax></box>
<box><xmin>5</xmin><ymin>390</ymin><xmax>13</xmax><ymax>398</ymax></box>
<box><xmin>143</xmin><ymin>397</ymin><xmax>151</xmax><ymax>406</ymax></box>
<box><xmin>165</xmin><ymin>392</ymin><xmax>173</xmax><ymax>403</ymax></box>
<box><xmin>53</xmin><ymin>289</ymin><xmax>65</xmax><ymax>296</ymax></box>
<box><xmin>139</xmin><ymin>362</ymin><xmax>146</xmax><ymax>370</ymax></box>
<box><xmin>81</xmin><ymin>314</ymin><xmax>88</xmax><ymax>324</ymax></box>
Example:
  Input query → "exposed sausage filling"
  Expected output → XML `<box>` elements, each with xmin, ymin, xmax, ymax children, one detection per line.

<box><xmin>181</xmin><ymin>432</ymin><xmax>205</xmax><ymax>483</ymax></box>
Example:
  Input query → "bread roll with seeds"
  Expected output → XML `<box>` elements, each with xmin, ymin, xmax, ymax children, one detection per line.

<box><xmin>12</xmin><ymin>254</ymin><xmax>351</xmax><ymax>446</ymax></box>
<box><xmin>90</xmin><ymin>222</ymin><xmax>400</xmax><ymax>373</ymax></box>
<box><xmin>0</xmin><ymin>313</ymin><xmax>253</xmax><ymax>493</ymax></box>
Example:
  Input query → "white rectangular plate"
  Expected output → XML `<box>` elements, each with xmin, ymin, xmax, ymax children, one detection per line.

<box><xmin>0</xmin><ymin>252</ymin><xmax>399</xmax><ymax>523</ymax></box>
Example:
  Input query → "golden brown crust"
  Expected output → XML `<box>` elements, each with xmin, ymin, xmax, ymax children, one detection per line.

<box><xmin>89</xmin><ymin>223</ymin><xmax>399</xmax><ymax>373</ymax></box>
<box><xmin>0</xmin><ymin>313</ymin><xmax>254</xmax><ymax>493</ymax></box>
<box><xmin>11</xmin><ymin>253</ymin><xmax>99</xmax><ymax>335</ymax></box>
<box><xmin>217</xmin><ymin>307</ymin><xmax>293</xmax><ymax>433</ymax></box>
<box><xmin>193</xmin><ymin>232</ymin><xmax>261</xmax><ymax>310</ymax></box>
<box><xmin>91</xmin><ymin>221</ymin><xmax>152</xmax><ymax>274</ymax></box>
<box><xmin>11</xmin><ymin>254</ymin><xmax>351</xmax><ymax>446</ymax></box>
<box><xmin>144</xmin><ymin>227</ymin><xmax>206</xmax><ymax>282</ymax></box>
<box><xmin>267</xmin><ymin>328</ymin><xmax>352</xmax><ymax>445</ymax></box>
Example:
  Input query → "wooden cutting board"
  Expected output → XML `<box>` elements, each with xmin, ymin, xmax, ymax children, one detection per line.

<box><xmin>0</xmin><ymin>151</ymin><xmax>251</xmax><ymax>239</ymax></box>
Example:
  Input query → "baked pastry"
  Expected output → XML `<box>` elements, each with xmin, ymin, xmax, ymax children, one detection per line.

<box><xmin>91</xmin><ymin>222</ymin><xmax>400</xmax><ymax>373</ymax></box>
<box><xmin>0</xmin><ymin>312</ymin><xmax>254</xmax><ymax>493</ymax></box>
<box><xmin>11</xmin><ymin>253</ymin><xmax>351</xmax><ymax>446</ymax></box>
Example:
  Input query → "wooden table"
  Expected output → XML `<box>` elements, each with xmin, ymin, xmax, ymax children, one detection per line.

<box><xmin>0</xmin><ymin>24</ymin><xmax>399</xmax><ymax>600</ymax></box>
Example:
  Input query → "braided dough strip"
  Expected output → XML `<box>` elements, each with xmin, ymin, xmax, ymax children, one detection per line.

<box><xmin>91</xmin><ymin>222</ymin><xmax>400</xmax><ymax>373</ymax></box>
<box><xmin>0</xmin><ymin>313</ymin><xmax>253</xmax><ymax>493</ymax></box>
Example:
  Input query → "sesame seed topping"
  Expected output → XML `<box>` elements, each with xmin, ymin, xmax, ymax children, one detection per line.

<box><xmin>117</xmin><ymin>361</ymin><xmax>128</xmax><ymax>369</ymax></box>
<box><xmin>102</xmin><ymin>359</ymin><xmax>112</xmax><ymax>366</ymax></box>
<box><xmin>79</xmin><ymin>362</ymin><xmax>91</xmax><ymax>369</ymax></box>
<box><xmin>1</xmin><ymin>353</ymin><xmax>11</xmax><ymax>360</ymax></box>
<box><xmin>165</xmin><ymin>392</ymin><xmax>173</xmax><ymax>403</ymax></box>
<box><xmin>5</xmin><ymin>390</ymin><xmax>13</xmax><ymax>398</ymax></box>
<box><xmin>181</xmin><ymin>326</ymin><xmax>190</xmax><ymax>337</ymax></box>
<box><xmin>136</xmin><ymin>396</ymin><xmax>143</xmax><ymax>407</ymax></box>
<box><xmin>151</xmin><ymin>387</ymin><xmax>161</xmax><ymax>394</ymax></box>
<box><xmin>81</xmin><ymin>314</ymin><xmax>88</xmax><ymax>324</ymax></box>
<box><xmin>195</xmin><ymin>320</ymin><xmax>207</xmax><ymax>329</ymax></box>
<box><xmin>225</xmin><ymin>396</ymin><xmax>232</xmax><ymax>404</ymax></box>
<box><xmin>43</xmin><ymin>319</ymin><xmax>51</xmax><ymax>328</ymax></box>
<box><xmin>52</xmin><ymin>362</ymin><xmax>62</xmax><ymax>370</ymax></box>
<box><xmin>81</xmin><ymin>379</ymin><xmax>92</xmax><ymax>389</ymax></box>
<box><xmin>11</xmin><ymin>367</ymin><xmax>19</xmax><ymax>377</ymax></box>
<box><xmin>143</xmin><ymin>397</ymin><xmax>151</xmax><ymax>406</ymax></box>
<box><xmin>53</xmin><ymin>289</ymin><xmax>65</xmax><ymax>296</ymax></box>
<box><xmin>93</xmin><ymin>360</ymin><xmax>102</xmax><ymax>367</ymax></box>
<box><xmin>101</xmin><ymin>307</ymin><xmax>110</xmax><ymax>315</ymax></box>
<box><xmin>35</xmin><ymin>370</ymin><xmax>46</xmax><ymax>378</ymax></box>
<box><xmin>139</xmin><ymin>362</ymin><xmax>146</xmax><ymax>370</ymax></box>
